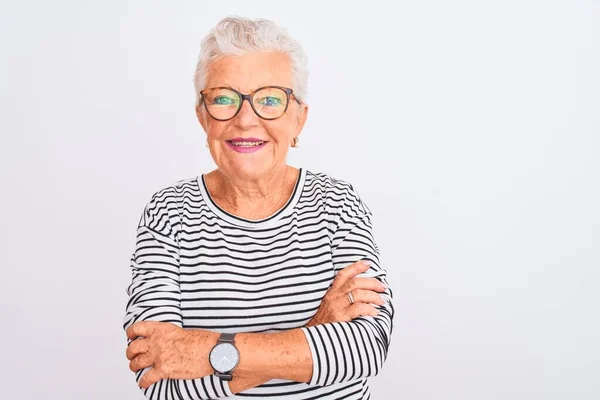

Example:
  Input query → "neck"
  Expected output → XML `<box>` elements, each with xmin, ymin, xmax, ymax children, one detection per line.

<box><xmin>206</xmin><ymin>166</ymin><xmax>298</xmax><ymax>219</ymax></box>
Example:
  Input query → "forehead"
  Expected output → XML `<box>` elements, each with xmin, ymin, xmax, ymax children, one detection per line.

<box><xmin>205</xmin><ymin>52</ymin><xmax>293</xmax><ymax>92</ymax></box>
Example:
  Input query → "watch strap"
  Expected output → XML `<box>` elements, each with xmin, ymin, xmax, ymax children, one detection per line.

<box><xmin>218</xmin><ymin>332</ymin><xmax>236</xmax><ymax>343</ymax></box>
<box><xmin>215</xmin><ymin>371</ymin><xmax>233</xmax><ymax>381</ymax></box>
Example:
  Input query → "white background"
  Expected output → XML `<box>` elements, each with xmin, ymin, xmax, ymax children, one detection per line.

<box><xmin>1</xmin><ymin>0</ymin><xmax>598</xmax><ymax>399</ymax></box>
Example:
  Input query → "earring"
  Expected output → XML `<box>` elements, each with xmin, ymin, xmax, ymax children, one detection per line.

<box><xmin>292</xmin><ymin>137</ymin><xmax>299</xmax><ymax>148</ymax></box>
<box><xmin>205</xmin><ymin>139</ymin><xmax>209</xmax><ymax>148</ymax></box>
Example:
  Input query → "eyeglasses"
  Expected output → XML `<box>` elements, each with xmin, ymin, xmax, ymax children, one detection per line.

<box><xmin>199</xmin><ymin>86</ymin><xmax>301</xmax><ymax>121</ymax></box>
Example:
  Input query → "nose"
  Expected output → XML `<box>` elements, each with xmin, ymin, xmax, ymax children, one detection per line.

<box><xmin>234</xmin><ymin>98</ymin><xmax>260</xmax><ymax>129</ymax></box>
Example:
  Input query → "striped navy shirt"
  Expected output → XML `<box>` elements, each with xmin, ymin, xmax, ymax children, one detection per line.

<box><xmin>124</xmin><ymin>168</ymin><xmax>395</xmax><ymax>399</ymax></box>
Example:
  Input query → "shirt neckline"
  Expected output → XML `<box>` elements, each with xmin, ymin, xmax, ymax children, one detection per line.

<box><xmin>196</xmin><ymin>168</ymin><xmax>306</xmax><ymax>228</ymax></box>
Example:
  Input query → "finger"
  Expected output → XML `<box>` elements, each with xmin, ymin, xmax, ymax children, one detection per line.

<box><xmin>126</xmin><ymin>338</ymin><xmax>149</xmax><ymax>360</ymax></box>
<box><xmin>127</xmin><ymin>321</ymin><xmax>156</xmax><ymax>340</ymax></box>
<box><xmin>351</xmin><ymin>289</ymin><xmax>386</xmax><ymax>306</ymax></box>
<box><xmin>347</xmin><ymin>277</ymin><xmax>387</xmax><ymax>293</ymax></box>
<box><xmin>130</xmin><ymin>353</ymin><xmax>154</xmax><ymax>373</ymax></box>
<box><xmin>138</xmin><ymin>366</ymin><xmax>162</xmax><ymax>389</ymax></box>
<box><xmin>345</xmin><ymin>303</ymin><xmax>379</xmax><ymax>320</ymax></box>
<box><xmin>332</xmin><ymin>260</ymin><xmax>371</xmax><ymax>288</ymax></box>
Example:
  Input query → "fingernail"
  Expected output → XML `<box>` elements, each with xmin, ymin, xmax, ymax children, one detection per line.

<box><xmin>362</xmin><ymin>260</ymin><xmax>372</xmax><ymax>266</ymax></box>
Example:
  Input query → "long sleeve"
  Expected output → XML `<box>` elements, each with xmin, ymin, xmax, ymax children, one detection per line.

<box><xmin>300</xmin><ymin>184</ymin><xmax>395</xmax><ymax>387</ymax></box>
<box><xmin>123</xmin><ymin>189</ymin><xmax>234</xmax><ymax>400</ymax></box>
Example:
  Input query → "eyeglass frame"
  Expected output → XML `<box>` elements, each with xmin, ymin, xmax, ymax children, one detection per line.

<box><xmin>198</xmin><ymin>85</ymin><xmax>301</xmax><ymax>121</ymax></box>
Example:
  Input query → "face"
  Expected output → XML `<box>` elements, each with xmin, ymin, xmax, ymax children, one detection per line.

<box><xmin>196</xmin><ymin>52</ymin><xmax>308</xmax><ymax>181</ymax></box>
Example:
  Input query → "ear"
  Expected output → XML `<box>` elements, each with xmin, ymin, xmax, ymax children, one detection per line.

<box><xmin>294</xmin><ymin>103</ymin><xmax>309</xmax><ymax>137</ymax></box>
<box><xmin>196</xmin><ymin>104</ymin><xmax>207</xmax><ymax>132</ymax></box>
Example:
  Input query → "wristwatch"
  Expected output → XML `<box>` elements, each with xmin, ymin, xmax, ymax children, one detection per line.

<box><xmin>209</xmin><ymin>332</ymin><xmax>240</xmax><ymax>381</ymax></box>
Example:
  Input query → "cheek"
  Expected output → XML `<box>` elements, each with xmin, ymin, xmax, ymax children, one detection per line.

<box><xmin>266</xmin><ymin>120</ymin><xmax>296</xmax><ymax>144</ymax></box>
<box><xmin>205</xmin><ymin>121</ymin><xmax>229</xmax><ymax>139</ymax></box>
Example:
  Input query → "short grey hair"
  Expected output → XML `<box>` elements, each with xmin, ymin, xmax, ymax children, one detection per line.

<box><xmin>193</xmin><ymin>16</ymin><xmax>309</xmax><ymax>105</ymax></box>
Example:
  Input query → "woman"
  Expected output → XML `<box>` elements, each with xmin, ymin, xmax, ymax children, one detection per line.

<box><xmin>124</xmin><ymin>16</ymin><xmax>394</xmax><ymax>400</ymax></box>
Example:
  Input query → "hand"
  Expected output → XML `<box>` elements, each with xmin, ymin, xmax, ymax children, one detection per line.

<box><xmin>306</xmin><ymin>260</ymin><xmax>387</xmax><ymax>327</ymax></box>
<box><xmin>126</xmin><ymin>321</ymin><xmax>219</xmax><ymax>389</ymax></box>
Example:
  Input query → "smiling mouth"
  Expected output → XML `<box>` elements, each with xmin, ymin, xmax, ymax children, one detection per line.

<box><xmin>226</xmin><ymin>140</ymin><xmax>267</xmax><ymax>147</ymax></box>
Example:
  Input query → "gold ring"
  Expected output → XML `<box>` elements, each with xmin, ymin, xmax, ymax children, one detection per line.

<box><xmin>347</xmin><ymin>291</ymin><xmax>355</xmax><ymax>305</ymax></box>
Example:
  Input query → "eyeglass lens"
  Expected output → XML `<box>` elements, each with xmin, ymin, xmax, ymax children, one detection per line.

<box><xmin>202</xmin><ymin>87</ymin><xmax>289</xmax><ymax>120</ymax></box>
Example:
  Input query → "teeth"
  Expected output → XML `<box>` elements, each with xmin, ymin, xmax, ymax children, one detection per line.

<box><xmin>231</xmin><ymin>141</ymin><xmax>264</xmax><ymax>147</ymax></box>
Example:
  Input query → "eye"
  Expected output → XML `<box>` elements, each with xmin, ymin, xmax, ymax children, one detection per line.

<box><xmin>257</xmin><ymin>96</ymin><xmax>283</xmax><ymax>106</ymax></box>
<box><xmin>213</xmin><ymin>96</ymin><xmax>237</xmax><ymax>105</ymax></box>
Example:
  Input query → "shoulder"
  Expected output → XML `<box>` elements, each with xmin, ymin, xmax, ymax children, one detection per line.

<box><xmin>138</xmin><ymin>176</ymin><xmax>199</xmax><ymax>233</ymax></box>
<box><xmin>304</xmin><ymin>169</ymin><xmax>372</xmax><ymax>217</ymax></box>
<box><xmin>305</xmin><ymin>169</ymin><xmax>354</xmax><ymax>194</ymax></box>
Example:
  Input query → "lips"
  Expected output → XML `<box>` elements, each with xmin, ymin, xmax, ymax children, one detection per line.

<box><xmin>225</xmin><ymin>138</ymin><xmax>268</xmax><ymax>153</ymax></box>
<box><xmin>227</xmin><ymin>137</ymin><xmax>267</xmax><ymax>147</ymax></box>
<box><xmin>227</xmin><ymin>140</ymin><xmax>265</xmax><ymax>147</ymax></box>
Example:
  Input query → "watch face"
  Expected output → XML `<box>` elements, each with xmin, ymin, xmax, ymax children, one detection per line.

<box><xmin>210</xmin><ymin>343</ymin><xmax>239</xmax><ymax>373</ymax></box>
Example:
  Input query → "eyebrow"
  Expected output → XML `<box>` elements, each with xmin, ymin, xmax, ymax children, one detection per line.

<box><xmin>207</xmin><ymin>83</ymin><xmax>289</xmax><ymax>92</ymax></box>
<box><xmin>204</xmin><ymin>83</ymin><xmax>234</xmax><ymax>90</ymax></box>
